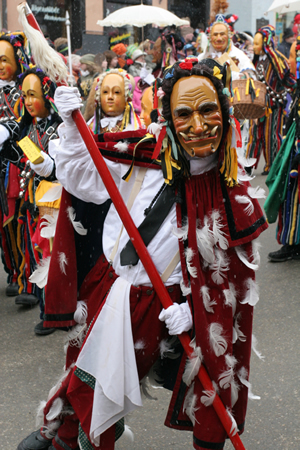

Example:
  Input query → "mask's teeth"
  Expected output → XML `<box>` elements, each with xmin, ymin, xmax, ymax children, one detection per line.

<box><xmin>210</xmin><ymin>126</ymin><xmax>218</xmax><ymax>136</ymax></box>
<box><xmin>179</xmin><ymin>132</ymin><xmax>189</xmax><ymax>140</ymax></box>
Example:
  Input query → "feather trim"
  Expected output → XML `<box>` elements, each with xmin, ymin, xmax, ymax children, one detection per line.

<box><xmin>235</xmin><ymin>195</ymin><xmax>254</xmax><ymax>216</ymax></box>
<box><xmin>183</xmin><ymin>383</ymin><xmax>199</xmax><ymax>426</ymax></box>
<box><xmin>209</xmin><ymin>323</ymin><xmax>228</xmax><ymax>357</ymax></box>
<box><xmin>182</xmin><ymin>338</ymin><xmax>203</xmax><ymax>386</ymax></box>
<box><xmin>185</xmin><ymin>247</ymin><xmax>197</xmax><ymax>278</ymax></box>
<box><xmin>236</xmin><ymin>148</ymin><xmax>256</xmax><ymax>168</ymax></box>
<box><xmin>58</xmin><ymin>252</ymin><xmax>68</xmax><ymax>275</ymax></box>
<box><xmin>47</xmin><ymin>364</ymin><xmax>74</xmax><ymax>401</ymax></box>
<box><xmin>252</xmin><ymin>239</ymin><xmax>261</xmax><ymax>266</ymax></box>
<box><xmin>196</xmin><ymin>223</ymin><xmax>215</xmax><ymax>264</ymax></box>
<box><xmin>218</xmin><ymin>355</ymin><xmax>237</xmax><ymax>390</ymax></box>
<box><xmin>41</xmin><ymin>423</ymin><xmax>61</xmax><ymax>440</ymax></box>
<box><xmin>46</xmin><ymin>397</ymin><xmax>63</xmax><ymax>421</ymax></box>
<box><xmin>252</xmin><ymin>334</ymin><xmax>265</xmax><ymax>360</ymax></box>
<box><xmin>114</xmin><ymin>141</ymin><xmax>129</xmax><ymax>152</ymax></box>
<box><xmin>223</xmin><ymin>287</ymin><xmax>236</xmax><ymax>311</ymax></box>
<box><xmin>235</xmin><ymin>246</ymin><xmax>259</xmax><ymax>271</ymax></box>
<box><xmin>147</xmin><ymin>122</ymin><xmax>163</xmax><ymax>140</ymax></box>
<box><xmin>233</xmin><ymin>315</ymin><xmax>246</xmax><ymax>343</ymax></box>
<box><xmin>140</xmin><ymin>377</ymin><xmax>158</xmax><ymax>399</ymax></box>
<box><xmin>66</xmin><ymin>324</ymin><xmax>87</xmax><ymax>348</ymax></box>
<box><xmin>241</xmin><ymin>278</ymin><xmax>259</xmax><ymax>306</ymax></box>
<box><xmin>122</xmin><ymin>425</ymin><xmax>134</xmax><ymax>443</ymax></box>
<box><xmin>231</xmin><ymin>379</ymin><xmax>239</xmax><ymax>406</ymax></box>
<box><xmin>227</xmin><ymin>408</ymin><xmax>238</xmax><ymax>436</ymax></box>
<box><xmin>29</xmin><ymin>256</ymin><xmax>51</xmax><ymax>288</ymax></box>
<box><xmin>237</xmin><ymin>168</ymin><xmax>254</xmax><ymax>182</ymax></box>
<box><xmin>67</xmin><ymin>206</ymin><xmax>88</xmax><ymax>236</ymax></box>
<box><xmin>172</xmin><ymin>222</ymin><xmax>188</xmax><ymax>241</ymax></box>
<box><xmin>200</xmin><ymin>386</ymin><xmax>216</xmax><ymax>407</ymax></box>
<box><xmin>201</xmin><ymin>285</ymin><xmax>216</xmax><ymax>313</ymax></box>
<box><xmin>180</xmin><ymin>278</ymin><xmax>192</xmax><ymax>296</ymax></box>
<box><xmin>40</xmin><ymin>212</ymin><xmax>59</xmax><ymax>239</ymax></box>
<box><xmin>159</xmin><ymin>337</ymin><xmax>180</xmax><ymax>359</ymax></box>
<box><xmin>247</xmin><ymin>186</ymin><xmax>266</xmax><ymax>199</ymax></box>
<box><xmin>210</xmin><ymin>249</ymin><xmax>229</xmax><ymax>285</ymax></box>
<box><xmin>73</xmin><ymin>300</ymin><xmax>88</xmax><ymax>325</ymax></box>
<box><xmin>211</xmin><ymin>210</ymin><xmax>228</xmax><ymax>250</ymax></box>
<box><xmin>36</xmin><ymin>401</ymin><xmax>47</xmax><ymax>427</ymax></box>
<box><xmin>238</xmin><ymin>367</ymin><xmax>261</xmax><ymax>400</ymax></box>
<box><xmin>134</xmin><ymin>339</ymin><xmax>145</xmax><ymax>351</ymax></box>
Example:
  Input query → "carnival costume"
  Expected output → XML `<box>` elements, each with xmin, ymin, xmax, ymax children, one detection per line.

<box><xmin>0</xmin><ymin>33</ymin><xmax>30</xmax><ymax>295</ymax></box>
<box><xmin>18</xmin><ymin>60</ymin><xmax>267</xmax><ymax>450</ymax></box>
<box><xmin>246</xmin><ymin>25</ymin><xmax>296</xmax><ymax>174</ymax></box>
<box><xmin>0</xmin><ymin>67</ymin><xmax>61</xmax><ymax>313</ymax></box>
<box><xmin>264</xmin><ymin>36</ymin><xmax>300</xmax><ymax>261</ymax></box>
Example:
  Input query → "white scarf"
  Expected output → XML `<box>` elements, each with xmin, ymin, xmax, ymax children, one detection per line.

<box><xmin>100</xmin><ymin>113</ymin><xmax>124</xmax><ymax>130</ymax></box>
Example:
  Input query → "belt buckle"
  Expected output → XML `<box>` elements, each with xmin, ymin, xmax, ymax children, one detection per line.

<box><xmin>46</xmin><ymin>126</ymin><xmax>55</xmax><ymax>136</ymax></box>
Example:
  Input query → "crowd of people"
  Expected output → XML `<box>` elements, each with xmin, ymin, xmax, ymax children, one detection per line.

<box><xmin>0</xmin><ymin>5</ymin><xmax>299</xmax><ymax>450</ymax></box>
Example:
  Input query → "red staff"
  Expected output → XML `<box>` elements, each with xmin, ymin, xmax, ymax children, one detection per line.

<box><xmin>17</xmin><ymin>3</ymin><xmax>246</xmax><ymax>449</ymax></box>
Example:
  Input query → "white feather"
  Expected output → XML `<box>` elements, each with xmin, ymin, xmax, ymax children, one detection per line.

<box><xmin>201</xmin><ymin>285</ymin><xmax>216</xmax><ymax>313</ymax></box>
<box><xmin>196</xmin><ymin>223</ymin><xmax>215</xmax><ymax>264</ymax></box>
<box><xmin>218</xmin><ymin>355</ymin><xmax>237</xmax><ymax>390</ymax></box>
<box><xmin>182</xmin><ymin>339</ymin><xmax>203</xmax><ymax>386</ymax></box>
<box><xmin>36</xmin><ymin>401</ymin><xmax>46</xmax><ymax>427</ymax></box>
<box><xmin>67</xmin><ymin>206</ymin><xmax>87</xmax><ymax>236</ymax></box>
<box><xmin>231</xmin><ymin>379</ymin><xmax>239</xmax><ymax>406</ymax></box>
<box><xmin>241</xmin><ymin>278</ymin><xmax>259</xmax><ymax>306</ymax></box>
<box><xmin>234</xmin><ymin>315</ymin><xmax>247</xmax><ymax>343</ymax></box>
<box><xmin>227</xmin><ymin>408</ymin><xmax>238</xmax><ymax>436</ymax></box>
<box><xmin>47</xmin><ymin>365</ymin><xmax>74</xmax><ymax>401</ymax></box>
<box><xmin>140</xmin><ymin>377</ymin><xmax>158</xmax><ymax>399</ymax></box>
<box><xmin>42</xmin><ymin>422</ymin><xmax>61</xmax><ymax>440</ymax></box>
<box><xmin>114</xmin><ymin>141</ymin><xmax>129</xmax><ymax>152</ymax></box>
<box><xmin>66</xmin><ymin>323</ymin><xmax>87</xmax><ymax>348</ymax></box>
<box><xmin>237</xmin><ymin>168</ymin><xmax>255</xmax><ymax>182</ymax></box>
<box><xmin>238</xmin><ymin>367</ymin><xmax>261</xmax><ymax>400</ymax></box>
<box><xmin>147</xmin><ymin>122</ymin><xmax>163</xmax><ymax>140</ymax></box>
<box><xmin>158</xmin><ymin>337</ymin><xmax>180</xmax><ymax>359</ymax></box>
<box><xmin>121</xmin><ymin>425</ymin><xmax>134</xmax><ymax>443</ymax></box>
<box><xmin>210</xmin><ymin>249</ymin><xmax>229</xmax><ymax>285</ymax></box>
<box><xmin>209</xmin><ymin>323</ymin><xmax>228</xmax><ymax>357</ymax></box>
<box><xmin>73</xmin><ymin>300</ymin><xmax>88</xmax><ymax>325</ymax></box>
<box><xmin>235</xmin><ymin>246</ymin><xmax>259</xmax><ymax>271</ymax></box>
<box><xmin>229</xmin><ymin>282</ymin><xmax>237</xmax><ymax>316</ymax></box>
<box><xmin>172</xmin><ymin>222</ymin><xmax>188</xmax><ymax>241</ymax></box>
<box><xmin>185</xmin><ymin>247</ymin><xmax>197</xmax><ymax>278</ymax></box>
<box><xmin>134</xmin><ymin>339</ymin><xmax>145</xmax><ymax>351</ymax></box>
<box><xmin>46</xmin><ymin>397</ymin><xmax>63</xmax><ymax>421</ymax></box>
<box><xmin>58</xmin><ymin>252</ymin><xmax>68</xmax><ymax>275</ymax></box>
<box><xmin>200</xmin><ymin>388</ymin><xmax>216</xmax><ymax>407</ymax></box>
<box><xmin>17</xmin><ymin>5</ymin><xmax>68</xmax><ymax>84</ymax></box>
<box><xmin>247</xmin><ymin>186</ymin><xmax>266</xmax><ymax>199</ymax></box>
<box><xmin>29</xmin><ymin>256</ymin><xmax>51</xmax><ymax>288</ymax></box>
<box><xmin>180</xmin><ymin>278</ymin><xmax>192</xmax><ymax>296</ymax></box>
<box><xmin>223</xmin><ymin>287</ymin><xmax>236</xmax><ymax>311</ymax></box>
<box><xmin>235</xmin><ymin>195</ymin><xmax>254</xmax><ymax>216</ymax></box>
<box><xmin>236</xmin><ymin>148</ymin><xmax>256</xmax><ymax>168</ymax></box>
<box><xmin>252</xmin><ymin>334</ymin><xmax>265</xmax><ymax>360</ymax></box>
<box><xmin>211</xmin><ymin>210</ymin><xmax>228</xmax><ymax>250</ymax></box>
<box><xmin>252</xmin><ymin>240</ymin><xmax>261</xmax><ymax>266</ymax></box>
<box><xmin>183</xmin><ymin>383</ymin><xmax>199</xmax><ymax>425</ymax></box>
<box><xmin>38</xmin><ymin>184</ymin><xmax>62</xmax><ymax>203</ymax></box>
<box><xmin>40</xmin><ymin>212</ymin><xmax>59</xmax><ymax>239</ymax></box>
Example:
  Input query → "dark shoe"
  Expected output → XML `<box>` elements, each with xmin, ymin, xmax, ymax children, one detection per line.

<box><xmin>268</xmin><ymin>244</ymin><xmax>300</xmax><ymax>262</ymax></box>
<box><xmin>34</xmin><ymin>321</ymin><xmax>56</xmax><ymax>336</ymax></box>
<box><xmin>17</xmin><ymin>429</ymin><xmax>52</xmax><ymax>450</ymax></box>
<box><xmin>15</xmin><ymin>293</ymin><xmax>39</xmax><ymax>306</ymax></box>
<box><xmin>5</xmin><ymin>282</ymin><xmax>19</xmax><ymax>296</ymax></box>
<box><xmin>261</xmin><ymin>169</ymin><xmax>269</xmax><ymax>176</ymax></box>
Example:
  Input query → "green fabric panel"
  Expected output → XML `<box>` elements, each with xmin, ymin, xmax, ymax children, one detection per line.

<box><xmin>264</xmin><ymin>122</ymin><xmax>296</xmax><ymax>223</ymax></box>
<box><xmin>79</xmin><ymin>424</ymin><xmax>94</xmax><ymax>450</ymax></box>
<box><xmin>74</xmin><ymin>367</ymin><xmax>96</xmax><ymax>390</ymax></box>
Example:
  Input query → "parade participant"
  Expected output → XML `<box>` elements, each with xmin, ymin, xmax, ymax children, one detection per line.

<box><xmin>18</xmin><ymin>58</ymin><xmax>267</xmax><ymax>450</ymax></box>
<box><xmin>0</xmin><ymin>33</ymin><xmax>29</xmax><ymax>297</ymax></box>
<box><xmin>0</xmin><ymin>67</ymin><xmax>61</xmax><ymax>334</ymax></box>
<box><xmin>139</xmin><ymin>85</ymin><xmax>154</xmax><ymax>127</ymax></box>
<box><xmin>77</xmin><ymin>54</ymin><xmax>99</xmax><ymax>112</ymax></box>
<box><xmin>246</xmin><ymin>25</ymin><xmax>295</xmax><ymax>175</ymax></box>
<box><xmin>199</xmin><ymin>15</ymin><xmax>255</xmax><ymax>78</ymax></box>
<box><xmin>264</xmin><ymin>35</ymin><xmax>300</xmax><ymax>262</ymax></box>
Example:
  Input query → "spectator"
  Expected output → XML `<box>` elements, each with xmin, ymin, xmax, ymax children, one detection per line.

<box><xmin>277</xmin><ymin>28</ymin><xmax>295</xmax><ymax>59</ymax></box>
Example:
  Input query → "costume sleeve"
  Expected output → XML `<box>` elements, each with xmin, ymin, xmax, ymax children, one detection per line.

<box><xmin>49</xmin><ymin>122</ymin><xmax>122</xmax><ymax>204</ymax></box>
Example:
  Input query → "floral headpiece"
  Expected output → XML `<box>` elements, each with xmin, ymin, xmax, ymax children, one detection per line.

<box><xmin>6</xmin><ymin>32</ymin><xmax>30</xmax><ymax>74</ymax></box>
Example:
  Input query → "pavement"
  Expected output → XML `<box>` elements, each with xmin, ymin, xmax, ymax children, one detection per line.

<box><xmin>1</xmin><ymin>164</ymin><xmax>300</xmax><ymax>450</ymax></box>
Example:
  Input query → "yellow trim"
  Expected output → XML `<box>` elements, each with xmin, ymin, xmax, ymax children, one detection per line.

<box><xmin>289</xmin><ymin>189</ymin><xmax>299</xmax><ymax>245</ymax></box>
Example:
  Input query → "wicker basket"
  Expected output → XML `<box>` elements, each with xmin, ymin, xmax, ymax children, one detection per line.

<box><xmin>232</xmin><ymin>78</ymin><xmax>267</xmax><ymax>120</ymax></box>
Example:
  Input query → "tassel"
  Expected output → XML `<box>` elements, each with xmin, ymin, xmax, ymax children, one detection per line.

<box><xmin>209</xmin><ymin>323</ymin><xmax>228</xmax><ymax>357</ymax></box>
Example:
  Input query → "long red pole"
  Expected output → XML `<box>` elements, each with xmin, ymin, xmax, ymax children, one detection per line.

<box><xmin>21</xmin><ymin>4</ymin><xmax>246</xmax><ymax>449</ymax></box>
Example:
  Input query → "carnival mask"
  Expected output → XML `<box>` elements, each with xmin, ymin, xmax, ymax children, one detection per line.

<box><xmin>140</xmin><ymin>86</ymin><xmax>153</xmax><ymax>128</ymax></box>
<box><xmin>0</xmin><ymin>41</ymin><xmax>18</xmax><ymax>82</ymax></box>
<box><xmin>253</xmin><ymin>33</ymin><xmax>264</xmax><ymax>56</ymax></box>
<box><xmin>211</xmin><ymin>23</ymin><xmax>229</xmax><ymax>54</ymax></box>
<box><xmin>100</xmin><ymin>73</ymin><xmax>126</xmax><ymax>117</ymax></box>
<box><xmin>22</xmin><ymin>74</ymin><xmax>49</xmax><ymax>118</ymax></box>
<box><xmin>171</xmin><ymin>76</ymin><xmax>223</xmax><ymax>158</ymax></box>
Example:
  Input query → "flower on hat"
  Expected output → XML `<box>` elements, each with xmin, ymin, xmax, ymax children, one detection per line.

<box><xmin>179</xmin><ymin>61</ymin><xmax>193</xmax><ymax>70</ymax></box>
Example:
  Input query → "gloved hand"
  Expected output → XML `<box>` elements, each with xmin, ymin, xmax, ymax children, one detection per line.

<box><xmin>0</xmin><ymin>124</ymin><xmax>10</xmax><ymax>146</ymax></box>
<box><xmin>30</xmin><ymin>151</ymin><xmax>54</xmax><ymax>177</ymax></box>
<box><xmin>54</xmin><ymin>86</ymin><xmax>83</xmax><ymax>126</ymax></box>
<box><xmin>158</xmin><ymin>302</ymin><xmax>193</xmax><ymax>335</ymax></box>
